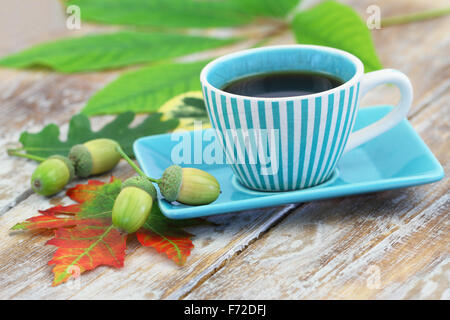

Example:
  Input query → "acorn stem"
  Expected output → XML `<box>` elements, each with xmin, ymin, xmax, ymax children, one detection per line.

<box><xmin>115</xmin><ymin>146</ymin><xmax>161</xmax><ymax>183</ymax></box>
<box><xmin>7</xmin><ymin>149</ymin><xmax>47</xmax><ymax>162</ymax></box>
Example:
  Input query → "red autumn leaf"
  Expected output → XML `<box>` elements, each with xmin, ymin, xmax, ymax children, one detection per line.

<box><xmin>12</xmin><ymin>204</ymin><xmax>82</xmax><ymax>230</ymax></box>
<box><xmin>11</xmin><ymin>179</ymin><xmax>120</xmax><ymax>232</ymax></box>
<box><xmin>47</xmin><ymin>220</ymin><xmax>126</xmax><ymax>286</ymax></box>
<box><xmin>12</xmin><ymin>178</ymin><xmax>125</xmax><ymax>286</ymax></box>
<box><xmin>136</xmin><ymin>204</ymin><xmax>196</xmax><ymax>266</ymax></box>
<box><xmin>38</xmin><ymin>204</ymin><xmax>81</xmax><ymax>216</ymax></box>
<box><xmin>12</xmin><ymin>176</ymin><xmax>208</xmax><ymax>286</ymax></box>
<box><xmin>11</xmin><ymin>215</ymin><xmax>92</xmax><ymax>231</ymax></box>
<box><xmin>66</xmin><ymin>177</ymin><xmax>114</xmax><ymax>203</ymax></box>
<box><xmin>137</xmin><ymin>230</ymin><xmax>194</xmax><ymax>266</ymax></box>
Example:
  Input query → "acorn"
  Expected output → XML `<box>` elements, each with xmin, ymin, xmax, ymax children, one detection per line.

<box><xmin>112</xmin><ymin>176</ymin><xmax>156</xmax><ymax>233</ymax></box>
<box><xmin>69</xmin><ymin>138</ymin><xmax>121</xmax><ymax>178</ymax></box>
<box><xmin>31</xmin><ymin>155</ymin><xmax>75</xmax><ymax>196</ymax></box>
<box><xmin>158</xmin><ymin>165</ymin><xmax>220</xmax><ymax>205</ymax></box>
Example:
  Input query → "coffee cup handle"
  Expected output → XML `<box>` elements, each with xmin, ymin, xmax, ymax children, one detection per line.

<box><xmin>343</xmin><ymin>69</ymin><xmax>413</xmax><ymax>153</ymax></box>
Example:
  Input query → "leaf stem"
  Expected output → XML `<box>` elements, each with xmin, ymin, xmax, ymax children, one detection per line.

<box><xmin>115</xmin><ymin>146</ymin><xmax>161</xmax><ymax>183</ymax></box>
<box><xmin>7</xmin><ymin>149</ymin><xmax>47</xmax><ymax>162</ymax></box>
<box><xmin>382</xmin><ymin>7</ymin><xmax>450</xmax><ymax>27</ymax></box>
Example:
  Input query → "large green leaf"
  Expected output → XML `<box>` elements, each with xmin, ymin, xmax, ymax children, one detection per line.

<box><xmin>292</xmin><ymin>0</ymin><xmax>382</xmax><ymax>72</ymax></box>
<box><xmin>82</xmin><ymin>60</ymin><xmax>207</xmax><ymax>115</ymax></box>
<box><xmin>232</xmin><ymin>0</ymin><xmax>300</xmax><ymax>18</ymax></box>
<box><xmin>0</xmin><ymin>31</ymin><xmax>235</xmax><ymax>73</ymax></box>
<box><xmin>68</xmin><ymin>0</ymin><xmax>301</xmax><ymax>28</ymax></box>
<box><xmin>68</xmin><ymin>0</ymin><xmax>253</xmax><ymax>28</ymax></box>
<box><xmin>16</xmin><ymin>112</ymin><xmax>178</xmax><ymax>158</ymax></box>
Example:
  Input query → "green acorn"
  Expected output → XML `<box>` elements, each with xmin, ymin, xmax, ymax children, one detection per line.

<box><xmin>112</xmin><ymin>176</ymin><xmax>156</xmax><ymax>233</ymax></box>
<box><xmin>69</xmin><ymin>138</ymin><xmax>121</xmax><ymax>178</ymax></box>
<box><xmin>31</xmin><ymin>155</ymin><xmax>75</xmax><ymax>196</ymax></box>
<box><xmin>158</xmin><ymin>165</ymin><xmax>220</xmax><ymax>205</ymax></box>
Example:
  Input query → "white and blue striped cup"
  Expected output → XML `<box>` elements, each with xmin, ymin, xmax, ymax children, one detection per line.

<box><xmin>200</xmin><ymin>45</ymin><xmax>413</xmax><ymax>191</ymax></box>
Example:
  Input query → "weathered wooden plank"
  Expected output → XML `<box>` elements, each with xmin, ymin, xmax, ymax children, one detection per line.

<box><xmin>0</xmin><ymin>0</ymin><xmax>67</xmax><ymax>56</ymax></box>
<box><xmin>0</xmin><ymin>42</ymin><xmax>298</xmax><ymax>300</ymax></box>
<box><xmin>0</xmin><ymin>0</ymin><xmax>122</xmax><ymax>58</ymax></box>
<box><xmin>247</xmin><ymin>0</ymin><xmax>450</xmax><ymax>118</ymax></box>
<box><xmin>344</xmin><ymin>0</ymin><xmax>450</xmax><ymax>116</ymax></box>
<box><xmin>0</xmin><ymin>18</ymin><xmax>300</xmax><ymax>299</ymax></box>
<box><xmin>0</xmin><ymin>0</ymin><xmax>448</xmax><ymax>300</ymax></box>
<box><xmin>0</xmin><ymin>1</ymin><xmax>128</xmax><ymax>212</ymax></box>
<box><xmin>0</xmin><ymin>31</ymin><xmax>301</xmax><ymax>300</ymax></box>
<box><xmin>0</xmin><ymin>2</ymin><xmax>120</xmax><ymax>212</ymax></box>
<box><xmin>0</xmin><ymin>71</ymin><xmax>117</xmax><ymax>213</ymax></box>
<box><xmin>2</xmin><ymin>94</ymin><xmax>447</xmax><ymax>299</ymax></box>
<box><xmin>1</xmin><ymin>0</ymin><xmax>448</xmax><ymax>214</ymax></box>
<box><xmin>0</xmin><ymin>17</ymin><xmax>279</xmax><ymax>214</ymax></box>
<box><xmin>184</xmin><ymin>92</ymin><xmax>450</xmax><ymax>300</ymax></box>
<box><xmin>0</xmin><ymin>173</ymin><xmax>295</xmax><ymax>299</ymax></box>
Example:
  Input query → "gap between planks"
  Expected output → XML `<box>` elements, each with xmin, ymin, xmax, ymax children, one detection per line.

<box><xmin>168</xmin><ymin>204</ymin><xmax>300</xmax><ymax>300</ymax></box>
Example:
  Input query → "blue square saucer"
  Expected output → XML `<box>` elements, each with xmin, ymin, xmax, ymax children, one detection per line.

<box><xmin>134</xmin><ymin>106</ymin><xmax>444</xmax><ymax>219</ymax></box>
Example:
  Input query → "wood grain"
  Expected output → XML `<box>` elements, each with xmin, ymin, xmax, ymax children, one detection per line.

<box><xmin>0</xmin><ymin>184</ymin><xmax>295</xmax><ymax>298</ymax></box>
<box><xmin>0</xmin><ymin>2</ymin><xmax>124</xmax><ymax>213</ymax></box>
<box><xmin>0</xmin><ymin>70</ymin><xmax>118</xmax><ymax>213</ymax></box>
<box><xmin>1</xmin><ymin>0</ymin><xmax>448</xmax><ymax>214</ymax></box>
<box><xmin>345</xmin><ymin>0</ymin><xmax>450</xmax><ymax>116</ymax></box>
<box><xmin>184</xmin><ymin>92</ymin><xmax>450</xmax><ymax>300</ymax></box>
<box><xmin>0</xmin><ymin>13</ymin><xmax>282</xmax><ymax>214</ymax></box>
<box><xmin>0</xmin><ymin>9</ymin><xmax>299</xmax><ymax>299</ymax></box>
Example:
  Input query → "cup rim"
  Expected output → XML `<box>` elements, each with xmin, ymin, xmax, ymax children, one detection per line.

<box><xmin>200</xmin><ymin>44</ymin><xmax>364</xmax><ymax>102</ymax></box>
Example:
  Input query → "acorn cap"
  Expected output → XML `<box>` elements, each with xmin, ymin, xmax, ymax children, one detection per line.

<box><xmin>49</xmin><ymin>155</ymin><xmax>75</xmax><ymax>181</ymax></box>
<box><xmin>122</xmin><ymin>176</ymin><xmax>157</xmax><ymax>200</ymax></box>
<box><xmin>158</xmin><ymin>165</ymin><xmax>182</xmax><ymax>202</ymax></box>
<box><xmin>68</xmin><ymin>144</ymin><xmax>93</xmax><ymax>178</ymax></box>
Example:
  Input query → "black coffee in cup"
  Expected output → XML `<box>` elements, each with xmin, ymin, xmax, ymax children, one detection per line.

<box><xmin>221</xmin><ymin>71</ymin><xmax>344</xmax><ymax>98</ymax></box>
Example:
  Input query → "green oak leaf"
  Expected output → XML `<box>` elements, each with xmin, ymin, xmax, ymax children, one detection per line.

<box><xmin>292</xmin><ymin>0</ymin><xmax>382</xmax><ymax>72</ymax></box>
<box><xmin>82</xmin><ymin>60</ymin><xmax>208</xmax><ymax>115</ymax></box>
<box><xmin>170</xmin><ymin>97</ymin><xmax>209</xmax><ymax>123</ymax></box>
<box><xmin>0</xmin><ymin>31</ymin><xmax>236</xmax><ymax>73</ymax></box>
<box><xmin>17</xmin><ymin>112</ymin><xmax>178</xmax><ymax>158</ymax></box>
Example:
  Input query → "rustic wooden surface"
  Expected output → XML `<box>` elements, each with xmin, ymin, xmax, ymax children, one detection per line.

<box><xmin>0</xmin><ymin>0</ymin><xmax>448</xmax><ymax>299</ymax></box>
